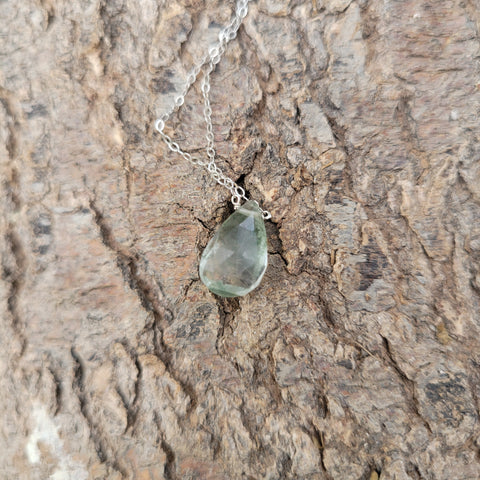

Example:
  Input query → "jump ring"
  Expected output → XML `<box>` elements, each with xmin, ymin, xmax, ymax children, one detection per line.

<box><xmin>231</xmin><ymin>194</ymin><xmax>241</xmax><ymax>207</ymax></box>
<box><xmin>154</xmin><ymin>119</ymin><xmax>164</xmax><ymax>132</ymax></box>
<box><xmin>234</xmin><ymin>186</ymin><xmax>245</xmax><ymax>198</ymax></box>
<box><xmin>209</xmin><ymin>46</ymin><xmax>219</xmax><ymax>57</ymax></box>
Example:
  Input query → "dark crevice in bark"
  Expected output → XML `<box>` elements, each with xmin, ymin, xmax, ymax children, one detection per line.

<box><xmin>90</xmin><ymin>196</ymin><xmax>168</xmax><ymax>313</ymax></box>
<box><xmin>211</xmin><ymin>435</ymin><xmax>222</xmax><ymax>461</ymax></box>
<box><xmin>4</xmin><ymin>229</ymin><xmax>27</xmax><ymax>357</ymax></box>
<box><xmin>264</xmin><ymin>348</ymin><xmax>284</xmax><ymax>406</ymax></box>
<box><xmin>124</xmin><ymin>355</ymin><xmax>142</xmax><ymax>433</ymax></box>
<box><xmin>0</xmin><ymin>90</ymin><xmax>19</xmax><ymax>165</ymax></box>
<box><xmin>277</xmin><ymin>451</ymin><xmax>293</xmax><ymax>478</ymax></box>
<box><xmin>39</xmin><ymin>0</ymin><xmax>56</xmax><ymax>30</ymax></box>
<box><xmin>89</xmin><ymin>197</ymin><xmax>199</xmax><ymax>418</ymax></box>
<box><xmin>238</xmin><ymin>398</ymin><xmax>259</xmax><ymax>449</ymax></box>
<box><xmin>46</xmin><ymin>10</ymin><xmax>55</xmax><ymax>30</ymax></box>
<box><xmin>318</xmin><ymin>293</ymin><xmax>374</xmax><ymax>364</ymax></box>
<box><xmin>215</xmin><ymin>296</ymin><xmax>240</xmax><ymax>356</ymax></box>
<box><xmin>5</xmin><ymin>168</ymin><xmax>21</xmax><ymax>213</ymax></box>
<box><xmin>153</xmin><ymin>411</ymin><xmax>178</xmax><ymax>480</ymax></box>
<box><xmin>322</xmin><ymin>110</ymin><xmax>348</xmax><ymax>147</ymax></box>
<box><xmin>265</xmin><ymin>218</ymin><xmax>290</xmax><ymax>272</ymax></box>
<box><xmin>195</xmin><ymin>213</ymin><xmax>213</xmax><ymax>233</ymax></box>
<box><xmin>172</xmin><ymin>201</ymin><xmax>217</xmax><ymax>235</ymax></box>
<box><xmin>380</xmin><ymin>335</ymin><xmax>433</xmax><ymax>435</ymax></box>
<box><xmin>122</xmin><ymin>153</ymin><xmax>133</xmax><ymax>214</ymax></box>
<box><xmin>272</xmin><ymin>251</ymin><xmax>288</xmax><ymax>270</ymax></box>
<box><xmin>112</xmin><ymin>101</ymin><xmax>136</xmax><ymax>214</ymax></box>
<box><xmin>406</xmin><ymin>462</ymin><xmax>423</xmax><ymax>480</ymax></box>
<box><xmin>177</xmin><ymin>13</ymin><xmax>195</xmax><ymax>64</ymax></box>
<box><xmin>2</xmin><ymin>179</ymin><xmax>27</xmax><ymax>361</ymax></box>
<box><xmin>321</xmin><ymin>100</ymin><xmax>364</xmax><ymax>215</ymax></box>
<box><xmin>319</xmin><ymin>295</ymin><xmax>338</xmax><ymax>330</ymax></box>
<box><xmin>71</xmin><ymin>347</ymin><xmax>127</xmax><ymax>477</ymax></box>
<box><xmin>98</xmin><ymin>0</ymin><xmax>127</xmax><ymax>56</ymax></box>
<box><xmin>311</xmin><ymin>423</ymin><xmax>333</xmax><ymax>480</ymax></box>
<box><xmin>394</xmin><ymin>92</ymin><xmax>419</xmax><ymax>148</ymax></box>
<box><xmin>115</xmin><ymin>385</ymin><xmax>131</xmax><ymax>426</ymax></box>
<box><xmin>178</xmin><ymin>278</ymin><xmax>198</xmax><ymax>306</ymax></box>
<box><xmin>160</xmin><ymin>437</ymin><xmax>177</xmax><ymax>480</ymax></box>
<box><xmin>70</xmin><ymin>347</ymin><xmax>89</xmax><ymax>436</ymax></box>
<box><xmin>319</xmin><ymin>391</ymin><xmax>329</xmax><ymax>419</ymax></box>
<box><xmin>47</xmin><ymin>366</ymin><xmax>63</xmax><ymax>417</ymax></box>
<box><xmin>235</xmin><ymin>172</ymin><xmax>247</xmax><ymax>191</ymax></box>
<box><xmin>1</xmin><ymin>90</ymin><xmax>27</xmax><ymax>361</ymax></box>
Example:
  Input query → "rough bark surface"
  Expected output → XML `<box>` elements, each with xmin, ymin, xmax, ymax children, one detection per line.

<box><xmin>1</xmin><ymin>0</ymin><xmax>480</xmax><ymax>479</ymax></box>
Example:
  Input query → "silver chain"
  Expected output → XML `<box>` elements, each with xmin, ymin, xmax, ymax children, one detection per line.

<box><xmin>154</xmin><ymin>0</ymin><xmax>271</xmax><ymax>220</ymax></box>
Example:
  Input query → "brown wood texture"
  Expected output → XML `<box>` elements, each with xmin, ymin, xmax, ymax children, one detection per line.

<box><xmin>1</xmin><ymin>0</ymin><xmax>480</xmax><ymax>479</ymax></box>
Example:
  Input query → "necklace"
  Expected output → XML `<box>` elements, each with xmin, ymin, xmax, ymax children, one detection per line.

<box><xmin>154</xmin><ymin>0</ymin><xmax>270</xmax><ymax>298</ymax></box>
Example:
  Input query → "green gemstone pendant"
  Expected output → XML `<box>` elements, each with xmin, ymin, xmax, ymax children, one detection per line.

<box><xmin>199</xmin><ymin>201</ymin><xmax>268</xmax><ymax>297</ymax></box>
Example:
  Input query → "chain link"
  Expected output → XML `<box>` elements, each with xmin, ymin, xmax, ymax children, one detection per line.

<box><xmin>154</xmin><ymin>0</ymin><xmax>271</xmax><ymax>220</ymax></box>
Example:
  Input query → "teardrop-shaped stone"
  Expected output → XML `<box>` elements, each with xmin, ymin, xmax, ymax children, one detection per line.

<box><xmin>199</xmin><ymin>201</ymin><xmax>268</xmax><ymax>297</ymax></box>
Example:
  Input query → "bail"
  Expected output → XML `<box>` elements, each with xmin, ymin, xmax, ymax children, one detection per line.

<box><xmin>231</xmin><ymin>193</ymin><xmax>242</xmax><ymax>209</ymax></box>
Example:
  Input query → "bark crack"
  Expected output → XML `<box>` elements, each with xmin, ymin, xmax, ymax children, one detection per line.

<box><xmin>311</xmin><ymin>423</ymin><xmax>333</xmax><ymax>480</ymax></box>
<box><xmin>214</xmin><ymin>296</ymin><xmax>240</xmax><ymax>356</ymax></box>
<box><xmin>4</xmin><ymin>228</ymin><xmax>27</xmax><ymax>360</ymax></box>
<box><xmin>1</xmin><ymin>90</ymin><xmax>27</xmax><ymax>362</ymax></box>
<box><xmin>89</xmin><ymin>197</ymin><xmax>199</xmax><ymax>417</ymax></box>
<box><xmin>154</xmin><ymin>411</ymin><xmax>178</xmax><ymax>480</ymax></box>
<box><xmin>117</xmin><ymin>346</ymin><xmax>142</xmax><ymax>434</ymax></box>
<box><xmin>47</xmin><ymin>365</ymin><xmax>63</xmax><ymax>417</ymax></box>
<box><xmin>380</xmin><ymin>335</ymin><xmax>433</xmax><ymax>435</ymax></box>
<box><xmin>71</xmin><ymin>347</ymin><xmax>127</xmax><ymax>477</ymax></box>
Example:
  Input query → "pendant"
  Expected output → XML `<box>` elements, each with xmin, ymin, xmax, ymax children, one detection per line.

<box><xmin>199</xmin><ymin>201</ymin><xmax>268</xmax><ymax>297</ymax></box>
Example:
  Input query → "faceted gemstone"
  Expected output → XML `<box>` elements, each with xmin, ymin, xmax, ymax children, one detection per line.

<box><xmin>199</xmin><ymin>201</ymin><xmax>268</xmax><ymax>297</ymax></box>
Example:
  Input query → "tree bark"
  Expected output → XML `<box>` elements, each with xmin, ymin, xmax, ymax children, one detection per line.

<box><xmin>1</xmin><ymin>0</ymin><xmax>480</xmax><ymax>479</ymax></box>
